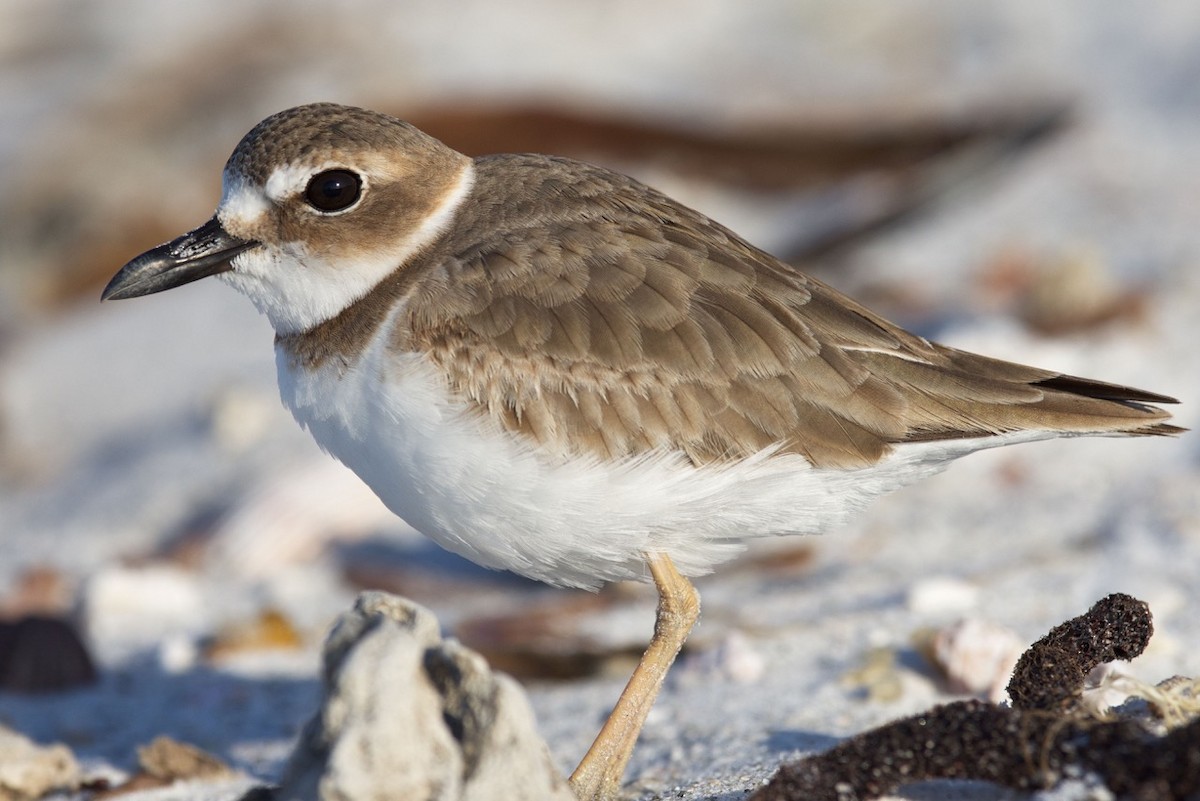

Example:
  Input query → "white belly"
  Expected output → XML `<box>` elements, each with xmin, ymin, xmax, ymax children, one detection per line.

<box><xmin>275</xmin><ymin>325</ymin><xmax>1035</xmax><ymax>589</ymax></box>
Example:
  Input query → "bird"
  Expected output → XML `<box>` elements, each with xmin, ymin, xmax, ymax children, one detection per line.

<box><xmin>104</xmin><ymin>102</ymin><xmax>1181</xmax><ymax>801</ymax></box>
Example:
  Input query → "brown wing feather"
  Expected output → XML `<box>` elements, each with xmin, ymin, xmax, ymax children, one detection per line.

<box><xmin>404</xmin><ymin>155</ymin><xmax>1178</xmax><ymax>469</ymax></box>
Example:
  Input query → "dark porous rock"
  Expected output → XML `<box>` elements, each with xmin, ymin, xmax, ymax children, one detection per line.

<box><xmin>0</xmin><ymin>615</ymin><xmax>97</xmax><ymax>693</ymax></box>
<box><xmin>1007</xmin><ymin>592</ymin><xmax>1153</xmax><ymax>713</ymax></box>
<box><xmin>752</xmin><ymin>594</ymin><xmax>1198</xmax><ymax>801</ymax></box>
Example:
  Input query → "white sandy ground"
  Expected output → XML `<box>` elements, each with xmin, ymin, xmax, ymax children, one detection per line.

<box><xmin>2</xmin><ymin>3</ymin><xmax>1200</xmax><ymax>800</ymax></box>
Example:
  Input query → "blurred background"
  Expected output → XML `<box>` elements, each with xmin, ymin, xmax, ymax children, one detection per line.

<box><xmin>1</xmin><ymin>1</ymin><xmax>1199</xmax><ymax>795</ymax></box>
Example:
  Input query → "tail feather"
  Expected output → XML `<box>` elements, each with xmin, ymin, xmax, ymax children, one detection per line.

<box><xmin>886</xmin><ymin>347</ymin><xmax>1184</xmax><ymax>444</ymax></box>
<box><xmin>1033</xmin><ymin>374</ymin><xmax>1179</xmax><ymax>406</ymax></box>
<box><xmin>1028</xmin><ymin>374</ymin><xmax>1184</xmax><ymax>437</ymax></box>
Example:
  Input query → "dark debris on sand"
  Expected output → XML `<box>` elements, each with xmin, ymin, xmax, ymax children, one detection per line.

<box><xmin>751</xmin><ymin>593</ymin><xmax>1200</xmax><ymax>801</ymax></box>
<box><xmin>1007</xmin><ymin>591</ymin><xmax>1154</xmax><ymax>713</ymax></box>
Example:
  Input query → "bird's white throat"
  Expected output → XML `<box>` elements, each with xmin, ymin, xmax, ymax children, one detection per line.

<box><xmin>217</xmin><ymin>162</ymin><xmax>476</xmax><ymax>335</ymax></box>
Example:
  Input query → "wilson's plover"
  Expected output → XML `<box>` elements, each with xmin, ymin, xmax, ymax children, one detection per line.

<box><xmin>104</xmin><ymin>103</ymin><xmax>1180</xmax><ymax>801</ymax></box>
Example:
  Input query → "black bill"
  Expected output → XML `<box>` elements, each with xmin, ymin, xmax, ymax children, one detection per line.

<box><xmin>102</xmin><ymin>216</ymin><xmax>256</xmax><ymax>300</ymax></box>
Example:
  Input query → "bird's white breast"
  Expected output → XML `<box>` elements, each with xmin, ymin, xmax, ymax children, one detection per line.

<box><xmin>275</xmin><ymin>310</ymin><xmax>1048</xmax><ymax>589</ymax></box>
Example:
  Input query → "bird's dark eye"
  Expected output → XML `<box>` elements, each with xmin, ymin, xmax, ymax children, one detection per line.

<box><xmin>304</xmin><ymin>169</ymin><xmax>362</xmax><ymax>212</ymax></box>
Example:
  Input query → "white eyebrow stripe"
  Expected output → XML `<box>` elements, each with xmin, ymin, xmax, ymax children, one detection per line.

<box><xmin>265</xmin><ymin>160</ymin><xmax>345</xmax><ymax>203</ymax></box>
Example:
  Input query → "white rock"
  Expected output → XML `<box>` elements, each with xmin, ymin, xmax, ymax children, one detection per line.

<box><xmin>81</xmin><ymin>565</ymin><xmax>209</xmax><ymax>663</ymax></box>
<box><xmin>0</xmin><ymin>725</ymin><xmax>80</xmax><ymax>801</ymax></box>
<box><xmin>678</xmin><ymin>630</ymin><xmax>765</xmax><ymax>685</ymax></box>
<box><xmin>207</xmin><ymin>459</ymin><xmax>402</xmax><ymax>580</ymax></box>
<box><xmin>274</xmin><ymin>591</ymin><xmax>574</xmax><ymax>801</ymax></box>
<box><xmin>907</xmin><ymin>576</ymin><xmax>980</xmax><ymax>616</ymax></box>
<box><xmin>930</xmin><ymin>617</ymin><xmax>1024</xmax><ymax>703</ymax></box>
<box><xmin>158</xmin><ymin>633</ymin><xmax>201</xmax><ymax>674</ymax></box>
<box><xmin>207</xmin><ymin>384</ymin><xmax>277</xmax><ymax>454</ymax></box>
